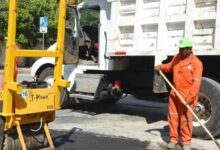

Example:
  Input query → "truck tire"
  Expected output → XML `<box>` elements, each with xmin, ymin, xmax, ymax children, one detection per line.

<box><xmin>96</xmin><ymin>76</ymin><xmax>121</xmax><ymax>104</ymax></box>
<box><xmin>38</xmin><ymin>67</ymin><xmax>70</xmax><ymax>108</ymax></box>
<box><xmin>192</xmin><ymin>77</ymin><xmax>220</xmax><ymax>139</ymax></box>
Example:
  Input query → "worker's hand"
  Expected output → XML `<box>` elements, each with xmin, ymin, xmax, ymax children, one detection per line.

<box><xmin>154</xmin><ymin>65</ymin><xmax>161</xmax><ymax>72</ymax></box>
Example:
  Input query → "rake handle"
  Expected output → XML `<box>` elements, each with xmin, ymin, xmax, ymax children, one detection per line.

<box><xmin>159</xmin><ymin>70</ymin><xmax>220</xmax><ymax>149</ymax></box>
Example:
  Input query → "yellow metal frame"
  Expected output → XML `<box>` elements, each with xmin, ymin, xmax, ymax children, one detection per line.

<box><xmin>0</xmin><ymin>0</ymin><xmax>69</xmax><ymax>149</ymax></box>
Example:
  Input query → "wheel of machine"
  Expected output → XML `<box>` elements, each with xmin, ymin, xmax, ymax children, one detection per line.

<box><xmin>0</xmin><ymin>117</ymin><xmax>5</xmax><ymax>149</ymax></box>
<box><xmin>3</xmin><ymin>130</ymin><xmax>48</xmax><ymax>150</ymax></box>
<box><xmin>38</xmin><ymin>67</ymin><xmax>70</xmax><ymax>108</ymax></box>
<box><xmin>192</xmin><ymin>77</ymin><xmax>220</xmax><ymax>139</ymax></box>
<box><xmin>0</xmin><ymin>118</ymin><xmax>48</xmax><ymax>150</ymax></box>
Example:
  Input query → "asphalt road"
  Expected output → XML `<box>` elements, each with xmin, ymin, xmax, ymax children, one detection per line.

<box><xmin>50</xmin><ymin>99</ymin><xmax>169</xmax><ymax>150</ymax></box>
<box><xmin>0</xmin><ymin>72</ymin><xmax>164</xmax><ymax>150</ymax></box>
<box><xmin>51</xmin><ymin>130</ymin><xmax>151</xmax><ymax>150</ymax></box>
<box><xmin>1</xmin><ymin>71</ymin><xmax>219</xmax><ymax>150</ymax></box>
<box><xmin>49</xmin><ymin>99</ymin><xmax>209</xmax><ymax>150</ymax></box>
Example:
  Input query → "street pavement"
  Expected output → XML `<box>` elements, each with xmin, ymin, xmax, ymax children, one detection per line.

<box><xmin>1</xmin><ymin>69</ymin><xmax>219</xmax><ymax>150</ymax></box>
<box><xmin>51</xmin><ymin>130</ymin><xmax>151</xmax><ymax>150</ymax></box>
<box><xmin>50</xmin><ymin>99</ymin><xmax>216</xmax><ymax>150</ymax></box>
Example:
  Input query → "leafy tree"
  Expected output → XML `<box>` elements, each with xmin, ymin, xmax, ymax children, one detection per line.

<box><xmin>0</xmin><ymin>0</ymin><xmax>58</xmax><ymax>48</ymax></box>
<box><xmin>0</xmin><ymin>0</ymin><xmax>99</xmax><ymax>49</ymax></box>
<box><xmin>80</xmin><ymin>9</ymin><xmax>99</xmax><ymax>27</ymax></box>
<box><xmin>78</xmin><ymin>0</ymin><xmax>99</xmax><ymax>27</ymax></box>
<box><xmin>0</xmin><ymin>0</ymin><xmax>8</xmax><ymax>38</ymax></box>
<box><xmin>68</xmin><ymin>0</ymin><xmax>99</xmax><ymax>27</ymax></box>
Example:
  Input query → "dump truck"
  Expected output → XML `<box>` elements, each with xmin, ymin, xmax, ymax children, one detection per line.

<box><xmin>0</xmin><ymin>0</ymin><xmax>69</xmax><ymax>149</ymax></box>
<box><xmin>31</xmin><ymin>0</ymin><xmax>220</xmax><ymax>139</ymax></box>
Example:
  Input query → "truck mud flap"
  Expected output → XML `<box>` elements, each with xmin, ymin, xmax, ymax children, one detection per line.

<box><xmin>153</xmin><ymin>71</ymin><xmax>168</xmax><ymax>93</ymax></box>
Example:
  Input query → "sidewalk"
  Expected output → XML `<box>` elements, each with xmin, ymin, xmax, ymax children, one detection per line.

<box><xmin>0</xmin><ymin>68</ymin><xmax>30</xmax><ymax>75</ymax></box>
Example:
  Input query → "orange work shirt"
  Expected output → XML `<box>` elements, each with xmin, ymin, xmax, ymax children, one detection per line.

<box><xmin>161</xmin><ymin>53</ymin><xmax>203</xmax><ymax>100</ymax></box>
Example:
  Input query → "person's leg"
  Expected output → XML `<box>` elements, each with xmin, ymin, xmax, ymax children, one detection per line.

<box><xmin>180</xmin><ymin>107</ymin><xmax>193</xmax><ymax>145</ymax></box>
<box><xmin>168</xmin><ymin>92</ymin><xmax>180</xmax><ymax>144</ymax></box>
<box><xmin>180</xmin><ymin>97</ymin><xmax>197</xmax><ymax>146</ymax></box>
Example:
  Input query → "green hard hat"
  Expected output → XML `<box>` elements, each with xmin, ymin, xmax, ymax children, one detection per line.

<box><xmin>177</xmin><ymin>38</ymin><xmax>193</xmax><ymax>48</ymax></box>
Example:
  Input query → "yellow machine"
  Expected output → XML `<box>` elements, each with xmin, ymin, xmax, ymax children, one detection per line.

<box><xmin>0</xmin><ymin>0</ymin><xmax>70</xmax><ymax>149</ymax></box>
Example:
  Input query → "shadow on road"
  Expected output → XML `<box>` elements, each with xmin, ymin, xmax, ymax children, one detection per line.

<box><xmin>51</xmin><ymin>128</ymin><xmax>154</xmax><ymax>150</ymax></box>
<box><xmin>145</xmin><ymin>125</ymin><xmax>169</xmax><ymax>143</ymax></box>
<box><xmin>52</xmin><ymin>96</ymin><xmax>190</xmax><ymax>150</ymax></box>
<box><xmin>51</xmin><ymin>128</ymin><xmax>81</xmax><ymax>148</ymax></box>
<box><xmin>67</xmin><ymin>96</ymin><xmax>168</xmax><ymax>124</ymax></box>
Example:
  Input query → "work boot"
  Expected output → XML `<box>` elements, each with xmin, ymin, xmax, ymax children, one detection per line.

<box><xmin>167</xmin><ymin>142</ymin><xmax>177</xmax><ymax>149</ymax></box>
<box><xmin>183</xmin><ymin>144</ymin><xmax>191</xmax><ymax>150</ymax></box>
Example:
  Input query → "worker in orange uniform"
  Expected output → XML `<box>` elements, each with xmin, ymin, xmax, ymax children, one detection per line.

<box><xmin>154</xmin><ymin>38</ymin><xmax>203</xmax><ymax>150</ymax></box>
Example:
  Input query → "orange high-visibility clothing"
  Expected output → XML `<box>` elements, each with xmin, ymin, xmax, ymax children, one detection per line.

<box><xmin>161</xmin><ymin>53</ymin><xmax>203</xmax><ymax>144</ymax></box>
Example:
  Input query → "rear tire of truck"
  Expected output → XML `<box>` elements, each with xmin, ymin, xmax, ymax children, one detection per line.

<box><xmin>96</xmin><ymin>76</ymin><xmax>121</xmax><ymax>104</ymax></box>
<box><xmin>38</xmin><ymin>67</ymin><xmax>70</xmax><ymax>108</ymax></box>
<box><xmin>192</xmin><ymin>77</ymin><xmax>220</xmax><ymax>139</ymax></box>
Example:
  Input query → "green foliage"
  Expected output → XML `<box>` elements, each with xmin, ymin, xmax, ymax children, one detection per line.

<box><xmin>77</xmin><ymin>0</ymin><xmax>99</xmax><ymax>27</ymax></box>
<box><xmin>0</xmin><ymin>0</ymin><xmax>99</xmax><ymax>48</ymax></box>
<box><xmin>0</xmin><ymin>0</ymin><xmax>8</xmax><ymax>38</ymax></box>
<box><xmin>80</xmin><ymin>9</ymin><xmax>100</xmax><ymax>27</ymax></box>
<box><xmin>0</xmin><ymin>0</ymin><xmax>58</xmax><ymax>48</ymax></box>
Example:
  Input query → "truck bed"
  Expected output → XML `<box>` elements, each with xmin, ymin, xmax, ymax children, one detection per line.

<box><xmin>107</xmin><ymin>0</ymin><xmax>220</xmax><ymax>56</ymax></box>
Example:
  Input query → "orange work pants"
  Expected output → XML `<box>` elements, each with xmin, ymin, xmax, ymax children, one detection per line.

<box><xmin>168</xmin><ymin>91</ymin><xmax>197</xmax><ymax>145</ymax></box>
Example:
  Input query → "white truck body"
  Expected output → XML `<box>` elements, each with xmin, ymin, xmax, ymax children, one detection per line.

<box><xmin>32</xmin><ymin>0</ymin><xmax>220</xmax><ymax>86</ymax></box>
<box><xmin>107</xmin><ymin>0</ymin><xmax>220</xmax><ymax>56</ymax></box>
<box><xmin>31</xmin><ymin>0</ymin><xmax>220</xmax><ymax>138</ymax></box>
